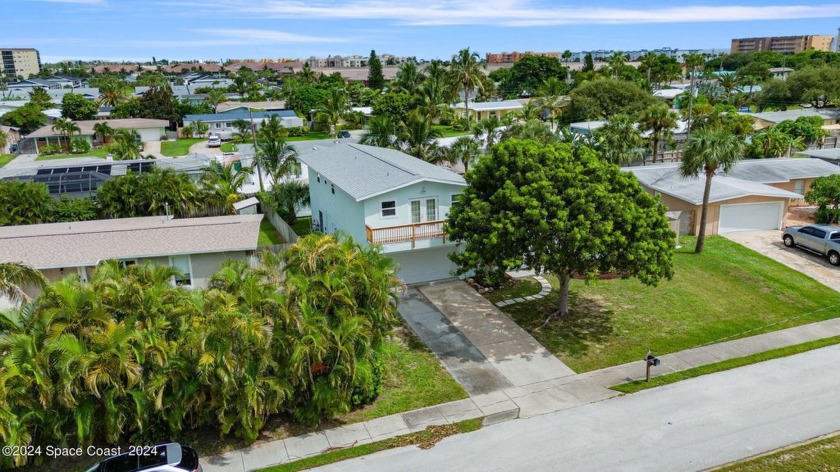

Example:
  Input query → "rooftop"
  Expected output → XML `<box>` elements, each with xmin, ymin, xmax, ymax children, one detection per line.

<box><xmin>627</xmin><ymin>163</ymin><xmax>802</xmax><ymax>205</ymax></box>
<box><xmin>797</xmin><ymin>149</ymin><xmax>840</xmax><ymax>161</ymax></box>
<box><xmin>0</xmin><ymin>214</ymin><xmax>262</xmax><ymax>269</ymax></box>
<box><xmin>183</xmin><ymin>110</ymin><xmax>297</xmax><ymax>122</ymax></box>
<box><xmin>297</xmin><ymin>143</ymin><xmax>466</xmax><ymax>201</ymax></box>
<box><xmin>451</xmin><ymin>100</ymin><xmax>524</xmax><ymax>111</ymax></box>
<box><xmin>26</xmin><ymin>118</ymin><xmax>168</xmax><ymax>138</ymax></box>
<box><xmin>742</xmin><ymin>108</ymin><xmax>840</xmax><ymax>124</ymax></box>
<box><xmin>726</xmin><ymin>157</ymin><xmax>840</xmax><ymax>183</ymax></box>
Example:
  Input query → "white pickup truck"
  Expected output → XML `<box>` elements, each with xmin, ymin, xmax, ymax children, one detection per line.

<box><xmin>782</xmin><ymin>224</ymin><xmax>840</xmax><ymax>266</ymax></box>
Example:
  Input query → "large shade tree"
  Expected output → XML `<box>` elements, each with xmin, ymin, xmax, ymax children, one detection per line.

<box><xmin>447</xmin><ymin>139</ymin><xmax>674</xmax><ymax>319</ymax></box>
<box><xmin>679</xmin><ymin>127</ymin><xmax>745</xmax><ymax>253</ymax></box>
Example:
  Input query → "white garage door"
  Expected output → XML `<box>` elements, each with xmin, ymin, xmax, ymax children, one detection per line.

<box><xmin>388</xmin><ymin>246</ymin><xmax>460</xmax><ymax>285</ymax></box>
<box><xmin>719</xmin><ymin>201</ymin><xmax>784</xmax><ymax>233</ymax></box>
<box><xmin>137</xmin><ymin>127</ymin><xmax>164</xmax><ymax>142</ymax></box>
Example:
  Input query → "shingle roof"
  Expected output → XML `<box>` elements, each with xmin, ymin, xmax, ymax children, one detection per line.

<box><xmin>26</xmin><ymin>118</ymin><xmax>168</xmax><ymax>138</ymax></box>
<box><xmin>297</xmin><ymin>143</ymin><xmax>466</xmax><ymax>201</ymax></box>
<box><xmin>183</xmin><ymin>111</ymin><xmax>297</xmax><ymax>122</ymax></box>
<box><xmin>0</xmin><ymin>215</ymin><xmax>262</xmax><ymax>269</ymax></box>
<box><xmin>726</xmin><ymin>158</ymin><xmax>840</xmax><ymax>183</ymax></box>
<box><xmin>627</xmin><ymin>164</ymin><xmax>802</xmax><ymax>205</ymax></box>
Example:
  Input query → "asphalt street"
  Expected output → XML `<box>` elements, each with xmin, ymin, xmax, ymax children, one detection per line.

<box><xmin>316</xmin><ymin>344</ymin><xmax>840</xmax><ymax>472</ymax></box>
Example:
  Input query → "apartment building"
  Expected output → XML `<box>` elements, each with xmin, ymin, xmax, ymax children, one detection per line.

<box><xmin>486</xmin><ymin>51</ymin><xmax>560</xmax><ymax>63</ymax></box>
<box><xmin>1</xmin><ymin>48</ymin><xmax>41</xmax><ymax>78</ymax></box>
<box><xmin>731</xmin><ymin>35</ymin><xmax>834</xmax><ymax>54</ymax></box>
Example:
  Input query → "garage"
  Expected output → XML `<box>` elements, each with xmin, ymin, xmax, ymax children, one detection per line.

<box><xmin>388</xmin><ymin>246</ymin><xmax>461</xmax><ymax>285</ymax></box>
<box><xmin>719</xmin><ymin>201</ymin><xmax>784</xmax><ymax>233</ymax></box>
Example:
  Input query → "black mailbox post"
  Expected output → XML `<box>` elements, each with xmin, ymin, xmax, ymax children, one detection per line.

<box><xmin>645</xmin><ymin>349</ymin><xmax>660</xmax><ymax>381</ymax></box>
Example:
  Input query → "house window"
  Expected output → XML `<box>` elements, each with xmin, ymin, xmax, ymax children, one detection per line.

<box><xmin>381</xmin><ymin>201</ymin><xmax>396</xmax><ymax>218</ymax></box>
<box><xmin>331</xmin><ymin>183</ymin><xmax>335</xmax><ymax>195</ymax></box>
<box><xmin>118</xmin><ymin>259</ymin><xmax>137</xmax><ymax>269</ymax></box>
<box><xmin>225</xmin><ymin>122</ymin><xmax>232</xmax><ymax>128</ymax></box>
<box><xmin>410</xmin><ymin>200</ymin><xmax>421</xmax><ymax>223</ymax></box>
<box><xmin>794</xmin><ymin>179</ymin><xmax>805</xmax><ymax>195</ymax></box>
<box><xmin>169</xmin><ymin>255</ymin><xmax>193</xmax><ymax>287</ymax></box>
<box><xmin>214</xmin><ymin>123</ymin><xmax>222</xmax><ymax>129</ymax></box>
<box><xmin>426</xmin><ymin>198</ymin><xmax>437</xmax><ymax>221</ymax></box>
<box><xmin>316</xmin><ymin>173</ymin><xmax>321</xmax><ymax>183</ymax></box>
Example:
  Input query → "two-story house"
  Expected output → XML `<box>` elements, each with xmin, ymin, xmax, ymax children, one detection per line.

<box><xmin>297</xmin><ymin>143</ymin><xmax>467</xmax><ymax>284</ymax></box>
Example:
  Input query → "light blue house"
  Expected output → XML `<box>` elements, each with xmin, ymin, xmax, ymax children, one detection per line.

<box><xmin>297</xmin><ymin>144</ymin><xmax>467</xmax><ymax>284</ymax></box>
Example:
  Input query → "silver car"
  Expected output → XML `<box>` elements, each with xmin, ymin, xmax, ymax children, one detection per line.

<box><xmin>84</xmin><ymin>443</ymin><xmax>202</xmax><ymax>472</ymax></box>
<box><xmin>782</xmin><ymin>224</ymin><xmax>840</xmax><ymax>266</ymax></box>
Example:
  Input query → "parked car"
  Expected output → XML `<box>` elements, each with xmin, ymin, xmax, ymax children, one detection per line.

<box><xmin>85</xmin><ymin>443</ymin><xmax>202</xmax><ymax>472</ymax></box>
<box><xmin>782</xmin><ymin>224</ymin><xmax>840</xmax><ymax>266</ymax></box>
<box><xmin>738</xmin><ymin>106</ymin><xmax>751</xmax><ymax>112</ymax></box>
<box><xmin>207</xmin><ymin>136</ymin><xmax>221</xmax><ymax>148</ymax></box>
<box><xmin>338</xmin><ymin>130</ymin><xmax>352</xmax><ymax>139</ymax></box>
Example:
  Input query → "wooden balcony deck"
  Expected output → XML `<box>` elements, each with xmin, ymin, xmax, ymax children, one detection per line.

<box><xmin>366</xmin><ymin>220</ymin><xmax>447</xmax><ymax>248</ymax></box>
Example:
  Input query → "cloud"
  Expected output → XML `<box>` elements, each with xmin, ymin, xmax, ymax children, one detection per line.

<box><xmin>158</xmin><ymin>0</ymin><xmax>840</xmax><ymax>27</ymax></box>
<box><xmin>200</xmin><ymin>28</ymin><xmax>346</xmax><ymax>43</ymax></box>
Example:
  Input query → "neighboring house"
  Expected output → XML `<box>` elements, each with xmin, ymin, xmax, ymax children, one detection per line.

<box><xmin>726</xmin><ymin>157</ymin><xmax>840</xmax><ymax>206</ymax></box>
<box><xmin>741</xmin><ymin>109</ymin><xmax>840</xmax><ymax>131</ymax></box>
<box><xmin>797</xmin><ymin>148</ymin><xmax>840</xmax><ymax>165</ymax></box>
<box><xmin>183</xmin><ymin>111</ymin><xmax>304</xmax><ymax>133</ymax></box>
<box><xmin>297</xmin><ymin>143</ymin><xmax>467</xmax><ymax>284</ymax></box>
<box><xmin>769</xmin><ymin>67</ymin><xmax>794</xmax><ymax>80</ymax></box>
<box><xmin>0</xmin><ymin>214</ymin><xmax>262</xmax><ymax>300</ymax></box>
<box><xmin>451</xmin><ymin>100</ymin><xmax>523</xmax><ymax>122</ymax></box>
<box><xmin>216</xmin><ymin>101</ymin><xmax>287</xmax><ymax>113</ymax></box>
<box><xmin>48</xmin><ymin>87</ymin><xmax>99</xmax><ymax>103</ymax></box>
<box><xmin>2</xmin><ymin>154</ymin><xmax>215</xmax><ymax>197</ymax></box>
<box><xmin>630</xmin><ymin>165</ymin><xmax>800</xmax><ymax>235</ymax></box>
<box><xmin>652</xmin><ymin>88</ymin><xmax>684</xmax><ymax>101</ymax></box>
<box><xmin>22</xmin><ymin>118</ymin><xmax>168</xmax><ymax>154</ymax></box>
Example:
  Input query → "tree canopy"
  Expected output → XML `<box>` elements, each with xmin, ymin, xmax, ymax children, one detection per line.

<box><xmin>61</xmin><ymin>93</ymin><xmax>99</xmax><ymax>121</ymax></box>
<box><xmin>566</xmin><ymin>78</ymin><xmax>654</xmax><ymax>122</ymax></box>
<box><xmin>446</xmin><ymin>139</ymin><xmax>674</xmax><ymax>318</ymax></box>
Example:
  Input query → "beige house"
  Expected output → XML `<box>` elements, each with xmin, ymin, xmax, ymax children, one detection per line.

<box><xmin>24</xmin><ymin>118</ymin><xmax>168</xmax><ymax>154</ymax></box>
<box><xmin>741</xmin><ymin>109</ymin><xmax>840</xmax><ymax>131</ymax></box>
<box><xmin>451</xmin><ymin>100</ymin><xmax>523</xmax><ymax>123</ymax></box>
<box><xmin>0</xmin><ymin>214</ymin><xmax>262</xmax><ymax>302</ymax></box>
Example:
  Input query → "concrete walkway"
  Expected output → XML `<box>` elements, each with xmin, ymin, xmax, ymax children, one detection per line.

<box><xmin>494</xmin><ymin>276</ymin><xmax>552</xmax><ymax>307</ymax></box>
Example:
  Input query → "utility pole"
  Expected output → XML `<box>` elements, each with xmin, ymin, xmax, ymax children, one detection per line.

<box><xmin>248</xmin><ymin>108</ymin><xmax>264</xmax><ymax>192</ymax></box>
<box><xmin>686</xmin><ymin>64</ymin><xmax>697</xmax><ymax>142</ymax></box>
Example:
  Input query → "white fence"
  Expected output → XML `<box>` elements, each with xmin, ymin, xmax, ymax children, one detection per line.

<box><xmin>263</xmin><ymin>207</ymin><xmax>299</xmax><ymax>244</ymax></box>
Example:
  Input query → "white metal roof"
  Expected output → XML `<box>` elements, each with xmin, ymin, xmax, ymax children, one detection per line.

<box><xmin>742</xmin><ymin>108</ymin><xmax>840</xmax><ymax>124</ymax></box>
<box><xmin>451</xmin><ymin>100</ymin><xmax>524</xmax><ymax>111</ymax></box>
<box><xmin>297</xmin><ymin>143</ymin><xmax>466</xmax><ymax>202</ymax></box>
<box><xmin>726</xmin><ymin>157</ymin><xmax>840</xmax><ymax>183</ymax></box>
<box><xmin>627</xmin><ymin>164</ymin><xmax>802</xmax><ymax>205</ymax></box>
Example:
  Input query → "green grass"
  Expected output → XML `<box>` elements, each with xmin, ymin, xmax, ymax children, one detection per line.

<box><xmin>0</xmin><ymin>154</ymin><xmax>14</xmax><ymax>168</ymax></box>
<box><xmin>160</xmin><ymin>138</ymin><xmax>205</xmax><ymax>157</ymax></box>
<box><xmin>612</xmin><ymin>335</ymin><xmax>840</xmax><ymax>394</ymax></box>
<box><xmin>221</xmin><ymin>142</ymin><xmax>237</xmax><ymax>152</ymax></box>
<box><xmin>259</xmin><ymin>419</ymin><xmax>483</xmax><ymax>472</ymax></box>
<box><xmin>292</xmin><ymin>216</ymin><xmax>312</xmax><ymax>236</ymax></box>
<box><xmin>501</xmin><ymin>236</ymin><xmax>840</xmax><ymax>372</ymax></box>
<box><xmin>258</xmin><ymin>220</ymin><xmax>285</xmax><ymax>246</ymax></box>
<box><xmin>484</xmin><ymin>278</ymin><xmax>542</xmax><ymax>304</ymax></box>
<box><xmin>715</xmin><ymin>432</ymin><xmax>840</xmax><ymax>471</ymax></box>
<box><xmin>36</xmin><ymin>148</ymin><xmax>109</xmax><ymax>161</ymax></box>
<box><xmin>433</xmin><ymin>125</ymin><xmax>471</xmax><ymax>138</ymax></box>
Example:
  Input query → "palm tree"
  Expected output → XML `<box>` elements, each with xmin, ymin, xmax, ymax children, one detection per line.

<box><xmin>447</xmin><ymin>136</ymin><xmax>481</xmax><ymax>173</ymax></box>
<box><xmin>399</xmin><ymin>111</ymin><xmax>443</xmax><ymax>162</ymax></box>
<box><xmin>264</xmin><ymin>181</ymin><xmax>310</xmax><ymax>225</ymax></box>
<box><xmin>592</xmin><ymin>113</ymin><xmax>646</xmax><ymax>164</ymax></box>
<box><xmin>97</xmin><ymin>80</ymin><xmax>127</xmax><ymax>107</ymax></box>
<box><xmin>393</xmin><ymin>60</ymin><xmax>422</xmax><ymax>94</ymax></box>
<box><xmin>360</xmin><ymin>115</ymin><xmax>401</xmax><ymax>148</ymax></box>
<box><xmin>717</xmin><ymin>73</ymin><xmax>738</xmax><ymax>96</ymax></box>
<box><xmin>189</xmin><ymin>120</ymin><xmax>209</xmax><ymax>138</ymax></box>
<box><xmin>108</xmin><ymin>128</ymin><xmax>142</xmax><ymax>160</ymax></box>
<box><xmin>317</xmin><ymin>88</ymin><xmax>349</xmax><ymax>138</ymax></box>
<box><xmin>472</xmin><ymin>116</ymin><xmax>502</xmax><ymax>151</ymax></box>
<box><xmin>561</xmin><ymin>50</ymin><xmax>573</xmax><ymax>67</ymax></box>
<box><xmin>92</xmin><ymin>122</ymin><xmax>114</xmax><ymax>145</ymax></box>
<box><xmin>256</xmin><ymin>132</ymin><xmax>299</xmax><ymax>184</ymax></box>
<box><xmin>679</xmin><ymin>127</ymin><xmax>744</xmax><ymax>253</ymax></box>
<box><xmin>534</xmin><ymin>77</ymin><xmax>568</xmax><ymax>128</ymax></box>
<box><xmin>232</xmin><ymin>119</ymin><xmax>252</xmax><ymax>143</ymax></box>
<box><xmin>205</xmin><ymin>88</ymin><xmax>228</xmax><ymax>113</ymax></box>
<box><xmin>51</xmin><ymin>118</ymin><xmax>81</xmax><ymax>152</ymax></box>
<box><xmin>200</xmin><ymin>160</ymin><xmax>251</xmax><ymax>213</ymax></box>
<box><xmin>750</xmin><ymin>126</ymin><xmax>805</xmax><ymax>158</ymax></box>
<box><xmin>449</xmin><ymin>48</ymin><xmax>485</xmax><ymax>131</ymax></box>
<box><xmin>608</xmin><ymin>51</ymin><xmax>627</xmax><ymax>79</ymax></box>
<box><xmin>0</xmin><ymin>262</ymin><xmax>46</xmax><ymax>304</ymax></box>
<box><xmin>639</xmin><ymin>103</ymin><xmax>678</xmax><ymax>163</ymax></box>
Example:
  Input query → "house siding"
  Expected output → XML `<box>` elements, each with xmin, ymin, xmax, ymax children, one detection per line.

<box><xmin>656</xmin><ymin>192</ymin><xmax>790</xmax><ymax>235</ymax></box>
<box><xmin>307</xmin><ymin>167</ymin><xmax>366</xmax><ymax>242</ymax></box>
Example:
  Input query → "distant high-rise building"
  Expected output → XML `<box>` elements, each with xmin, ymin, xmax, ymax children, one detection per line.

<box><xmin>0</xmin><ymin>48</ymin><xmax>41</xmax><ymax>79</ymax></box>
<box><xmin>485</xmin><ymin>51</ymin><xmax>560</xmax><ymax>63</ymax></box>
<box><xmin>730</xmin><ymin>35</ymin><xmax>834</xmax><ymax>54</ymax></box>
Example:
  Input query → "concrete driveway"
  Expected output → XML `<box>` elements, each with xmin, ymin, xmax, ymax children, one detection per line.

<box><xmin>724</xmin><ymin>230</ymin><xmax>840</xmax><ymax>292</ymax></box>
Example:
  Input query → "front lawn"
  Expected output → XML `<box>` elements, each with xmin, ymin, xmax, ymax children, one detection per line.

<box><xmin>291</xmin><ymin>216</ymin><xmax>312</xmax><ymax>236</ymax></box>
<box><xmin>221</xmin><ymin>142</ymin><xmax>238</xmax><ymax>152</ymax></box>
<box><xmin>484</xmin><ymin>278</ymin><xmax>542</xmax><ymax>304</ymax></box>
<box><xmin>287</xmin><ymin>131</ymin><xmax>331</xmax><ymax>142</ymax></box>
<box><xmin>717</xmin><ymin>432</ymin><xmax>840</xmax><ymax>471</ymax></box>
<box><xmin>258</xmin><ymin>219</ymin><xmax>285</xmax><ymax>246</ymax></box>
<box><xmin>36</xmin><ymin>148</ymin><xmax>109</xmax><ymax>161</ymax></box>
<box><xmin>499</xmin><ymin>236</ymin><xmax>840</xmax><ymax>372</ymax></box>
<box><xmin>433</xmin><ymin>125</ymin><xmax>471</xmax><ymax>138</ymax></box>
<box><xmin>0</xmin><ymin>154</ymin><xmax>14</xmax><ymax>168</ymax></box>
<box><xmin>160</xmin><ymin>138</ymin><xmax>205</xmax><ymax>156</ymax></box>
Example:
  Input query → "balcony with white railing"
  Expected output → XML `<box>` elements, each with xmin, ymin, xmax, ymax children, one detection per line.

<box><xmin>365</xmin><ymin>220</ymin><xmax>451</xmax><ymax>250</ymax></box>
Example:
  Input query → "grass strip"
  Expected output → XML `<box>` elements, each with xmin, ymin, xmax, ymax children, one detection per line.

<box><xmin>712</xmin><ymin>431</ymin><xmax>840</xmax><ymax>471</ymax></box>
<box><xmin>259</xmin><ymin>418</ymin><xmax>483</xmax><ymax>472</ymax></box>
<box><xmin>612</xmin><ymin>335</ymin><xmax>840</xmax><ymax>394</ymax></box>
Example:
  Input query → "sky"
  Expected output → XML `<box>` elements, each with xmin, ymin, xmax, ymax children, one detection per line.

<box><xmin>6</xmin><ymin>0</ymin><xmax>840</xmax><ymax>63</ymax></box>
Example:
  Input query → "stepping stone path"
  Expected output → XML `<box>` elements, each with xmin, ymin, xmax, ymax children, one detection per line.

<box><xmin>495</xmin><ymin>276</ymin><xmax>552</xmax><ymax>307</ymax></box>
